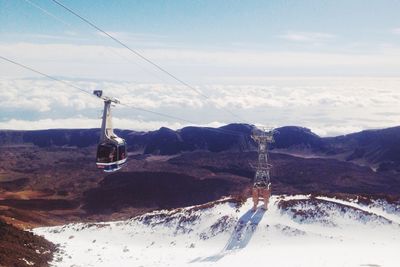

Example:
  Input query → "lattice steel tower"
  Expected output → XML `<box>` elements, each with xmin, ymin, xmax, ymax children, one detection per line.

<box><xmin>252</xmin><ymin>128</ymin><xmax>275</xmax><ymax>187</ymax></box>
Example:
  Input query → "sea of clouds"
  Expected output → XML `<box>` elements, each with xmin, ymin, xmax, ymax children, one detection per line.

<box><xmin>1</xmin><ymin>77</ymin><xmax>399</xmax><ymax>137</ymax></box>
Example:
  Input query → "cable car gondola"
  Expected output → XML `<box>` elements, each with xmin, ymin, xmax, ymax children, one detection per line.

<box><xmin>93</xmin><ymin>90</ymin><xmax>127</xmax><ymax>172</ymax></box>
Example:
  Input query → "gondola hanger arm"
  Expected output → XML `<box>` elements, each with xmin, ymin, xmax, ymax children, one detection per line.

<box><xmin>93</xmin><ymin>90</ymin><xmax>120</xmax><ymax>104</ymax></box>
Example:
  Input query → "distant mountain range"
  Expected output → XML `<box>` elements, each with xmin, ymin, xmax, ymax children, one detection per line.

<box><xmin>1</xmin><ymin>124</ymin><xmax>399</xmax><ymax>172</ymax></box>
<box><xmin>1</xmin><ymin>123</ymin><xmax>399</xmax><ymax>234</ymax></box>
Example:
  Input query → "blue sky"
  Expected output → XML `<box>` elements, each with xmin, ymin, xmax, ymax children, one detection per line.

<box><xmin>0</xmin><ymin>1</ymin><xmax>400</xmax><ymax>134</ymax></box>
<box><xmin>1</xmin><ymin>0</ymin><xmax>400</xmax><ymax>78</ymax></box>
<box><xmin>2</xmin><ymin>0</ymin><xmax>400</xmax><ymax>49</ymax></box>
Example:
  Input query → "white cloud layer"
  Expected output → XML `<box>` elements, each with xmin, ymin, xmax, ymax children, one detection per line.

<box><xmin>279</xmin><ymin>31</ymin><xmax>335</xmax><ymax>43</ymax></box>
<box><xmin>391</xmin><ymin>28</ymin><xmax>400</xmax><ymax>35</ymax></box>
<box><xmin>1</xmin><ymin>77</ymin><xmax>400</xmax><ymax>136</ymax></box>
<box><xmin>0</xmin><ymin>117</ymin><xmax>224</xmax><ymax>132</ymax></box>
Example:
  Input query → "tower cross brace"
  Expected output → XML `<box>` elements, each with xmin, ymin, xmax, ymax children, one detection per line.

<box><xmin>252</xmin><ymin>128</ymin><xmax>275</xmax><ymax>188</ymax></box>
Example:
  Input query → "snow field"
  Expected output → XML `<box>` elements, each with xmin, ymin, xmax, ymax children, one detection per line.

<box><xmin>34</xmin><ymin>195</ymin><xmax>400</xmax><ymax>267</ymax></box>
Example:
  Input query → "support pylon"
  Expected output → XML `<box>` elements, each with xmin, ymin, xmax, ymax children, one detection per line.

<box><xmin>252</xmin><ymin>127</ymin><xmax>276</xmax><ymax>188</ymax></box>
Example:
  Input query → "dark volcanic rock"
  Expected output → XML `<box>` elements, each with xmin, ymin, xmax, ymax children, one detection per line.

<box><xmin>0</xmin><ymin>124</ymin><xmax>254</xmax><ymax>154</ymax></box>
<box><xmin>0</xmin><ymin>199</ymin><xmax>80</xmax><ymax>211</ymax></box>
<box><xmin>169</xmin><ymin>151</ymin><xmax>400</xmax><ymax>196</ymax></box>
<box><xmin>143</xmin><ymin>127</ymin><xmax>190</xmax><ymax>154</ymax></box>
<box><xmin>0</xmin><ymin>178</ymin><xmax>29</xmax><ymax>191</ymax></box>
<box><xmin>124</xmin><ymin>123</ymin><xmax>254</xmax><ymax>154</ymax></box>
<box><xmin>1</xmin><ymin>125</ymin><xmax>400</xmax><ymax>227</ymax></box>
<box><xmin>271</xmin><ymin>153</ymin><xmax>399</xmax><ymax>195</ymax></box>
<box><xmin>0</xmin><ymin>129</ymin><xmax>100</xmax><ymax>147</ymax></box>
<box><xmin>83</xmin><ymin>171</ymin><xmax>244</xmax><ymax>214</ymax></box>
<box><xmin>273</xmin><ymin>126</ymin><xmax>323</xmax><ymax>150</ymax></box>
<box><xmin>324</xmin><ymin>126</ymin><xmax>400</xmax><ymax>171</ymax></box>
<box><xmin>0</xmin><ymin>219</ymin><xmax>56</xmax><ymax>267</ymax></box>
<box><xmin>2</xmin><ymin>124</ymin><xmax>400</xmax><ymax>173</ymax></box>
<box><xmin>178</xmin><ymin>124</ymin><xmax>253</xmax><ymax>153</ymax></box>
<box><xmin>24</xmin><ymin>129</ymin><xmax>100</xmax><ymax>147</ymax></box>
<box><xmin>2</xmin><ymin>124</ymin><xmax>399</xmax><ymax>172</ymax></box>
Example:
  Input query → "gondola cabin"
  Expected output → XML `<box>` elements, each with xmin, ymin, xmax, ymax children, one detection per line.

<box><xmin>94</xmin><ymin>90</ymin><xmax>128</xmax><ymax>172</ymax></box>
<box><xmin>96</xmin><ymin>138</ymin><xmax>127</xmax><ymax>172</ymax></box>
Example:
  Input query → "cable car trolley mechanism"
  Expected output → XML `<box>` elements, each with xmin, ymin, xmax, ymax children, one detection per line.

<box><xmin>93</xmin><ymin>90</ymin><xmax>127</xmax><ymax>172</ymax></box>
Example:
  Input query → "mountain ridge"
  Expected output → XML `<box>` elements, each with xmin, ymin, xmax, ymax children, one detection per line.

<box><xmin>1</xmin><ymin>124</ymin><xmax>399</xmax><ymax>172</ymax></box>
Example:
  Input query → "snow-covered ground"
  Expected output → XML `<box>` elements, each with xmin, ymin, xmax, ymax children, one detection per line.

<box><xmin>34</xmin><ymin>195</ymin><xmax>400</xmax><ymax>267</ymax></box>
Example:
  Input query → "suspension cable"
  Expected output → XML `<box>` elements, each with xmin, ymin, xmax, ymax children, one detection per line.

<box><xmin>50</xmin><ymin>0</ymin><xmax>251</xmax><ymax>124</ymax></box>
<box><xmin>0</xmin><ymin>55</ymin><xmax>248</xmax><ymax>137</ymax></box>
<box><xmin>22</xmin><ymin>0</ymin><xmax>71</xmax><ymax>27</ymax></box>
<box><xmin>22</xmin><ymin>0</ymin><xmax>162</xmax><ymax>86</ymax></box>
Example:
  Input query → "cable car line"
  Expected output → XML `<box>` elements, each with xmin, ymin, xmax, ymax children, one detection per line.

<box><xmin>0</xmin><ymin>55</ymin><xmax>92</xmax><ymax>97</ymax></box>
<box><xmin>22</xmin><ymin>0</ymin><xmax>71</xmax><ymax>27</ymax></box>
<box><xmin>0</xmin><ymin>55</ymin><xmax>192</xmax><ymax>123</ymax></box>
<box><xmin>4</xmin><ymin>2</ymin><xmax>258</xmax><ymax>173</ymax></box>
<box><xmin>24</xmin><ymin>0</ymin><xmax>226</xmax><ymax>120</ymax></box>
<box><xmin>23</xmin><ymin>0</ymin><xmax>245</xmax><ymax>126</ymax></box>
<box><xmin>0</xmin><ymin>55</ymin><xmax>247</xmax><ymax>138</ymax></box>
<box><xmin>24</xmin><ymin>0</ymin><xmax>174</xmax><ymax>87</ymax></box>
<box><xmin>21</xmin><ymin>0</ymin><xmax>251</xmax><ymax>131</ymax></box>
<box><xmin>50</xmin><ymin>0</ymin><xmax>251</xmax><ymax>125</ymax></box>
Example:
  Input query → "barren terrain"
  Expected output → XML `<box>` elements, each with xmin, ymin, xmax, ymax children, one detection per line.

<box><xmin>1</xmin><ymin>125</ymin><xmax>399</xmax><ymax>266</ymax></box>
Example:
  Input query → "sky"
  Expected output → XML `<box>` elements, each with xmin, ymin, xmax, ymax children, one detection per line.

<box><xmin>0</xmin><ymin>0</ymin><xmax>400</xmax><ymax>136</ymax></box>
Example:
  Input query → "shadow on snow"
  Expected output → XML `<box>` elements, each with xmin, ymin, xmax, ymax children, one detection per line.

<box><xmin>190</xmin><ymin>207</ymin><xmax>266</xmax><ymax>263</ymax></box>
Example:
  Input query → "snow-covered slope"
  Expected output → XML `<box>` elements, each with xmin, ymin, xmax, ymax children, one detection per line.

<box><xmin>34</xmin><ymin>195</ymin><xmax>400</xmax><ymax>267</ymax></box>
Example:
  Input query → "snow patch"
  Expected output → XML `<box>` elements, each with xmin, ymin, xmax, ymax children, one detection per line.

<box><xmin>34</xmin><ymin>195</ymin><xmax>400</xmax><ymax>267</ymax></box>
